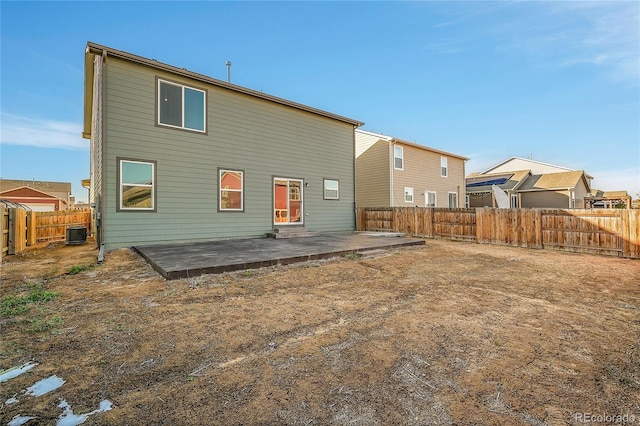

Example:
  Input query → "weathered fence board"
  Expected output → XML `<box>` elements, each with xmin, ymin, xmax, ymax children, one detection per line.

<box><xmin>1</xmin><ymin>206</ymin><xmax>9</xmax><ymax>259</ymax></box>
<box><xmin>541</xmin><ymin>210</ymin><xmax>623</xmax><ymax>256</ymax></box>
<box><xmin>357</xmin><ymin>207</ymin><xmax>640</xmax><ymax>259</ymax></box>
<box><xmin>9</xmin><ymin>208</ymin><xmax>27</xmax><ymax>255</ymax></box>
<box><xmin>433</xmin><ymin>209</ymin><xmax>476</xmax><ymax>240</ymax></box>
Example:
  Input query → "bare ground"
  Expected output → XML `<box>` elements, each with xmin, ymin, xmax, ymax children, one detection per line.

<box><xmin>1</xmin><ymin>238</ymin><xmax>639</xmax><ymax>425</ymax></box>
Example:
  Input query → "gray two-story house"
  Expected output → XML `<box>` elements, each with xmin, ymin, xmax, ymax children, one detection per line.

<box><xmin>83</xmin><ymin>42</ymin><xmax>362</xmax><ymax>249</ymax></box>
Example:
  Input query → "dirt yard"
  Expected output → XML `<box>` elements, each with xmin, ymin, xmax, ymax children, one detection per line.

<box><xmin>1</xmin><ymin>238</ymin><xmax>639</xmax><ymax>425</ymax></box>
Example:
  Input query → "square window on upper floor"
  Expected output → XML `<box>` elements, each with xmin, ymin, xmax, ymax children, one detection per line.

<box><xmin>157</xmin><ymin>79</ymin><xmax>206</xmax><ymax>133</ymax></box>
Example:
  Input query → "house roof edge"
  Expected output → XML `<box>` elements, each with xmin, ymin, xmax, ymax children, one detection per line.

<box><xmin>85</xmin><ymin>42</ymin><xmax>364</xmax><ymax>127</ymax></box>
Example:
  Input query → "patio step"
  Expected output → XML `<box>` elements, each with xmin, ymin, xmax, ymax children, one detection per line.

<box><xmin>266</xmin><ymin>227</ymin><xmax>320</xmax><ymax>239</ymax></box>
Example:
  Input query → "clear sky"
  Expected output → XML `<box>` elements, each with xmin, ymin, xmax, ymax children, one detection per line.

<box><xmin>1</xmin><ymin>1</ymin><xmax>639</xmax><ymax>202</ymax></box>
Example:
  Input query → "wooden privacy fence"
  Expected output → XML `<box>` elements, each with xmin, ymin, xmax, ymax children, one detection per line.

<box><xmin>0</xmin><ymin>208</ymin><xmax>91</xmax><ymax>259</ymax></box>
<box><xmin>35</xmin><ymin>209</ymin><xmax>91</xmax><ymax>242</ymax></box>
<box><xmin>357</xmin><ymin>207</ymin><xmax>640</xmax><ymax>259</ymax></box>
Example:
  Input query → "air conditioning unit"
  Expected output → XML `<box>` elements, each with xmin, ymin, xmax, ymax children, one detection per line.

<box><xmin>66</xmin><ymin>226</ymin><xmax>87</xmax><ymax>245</ymax></box>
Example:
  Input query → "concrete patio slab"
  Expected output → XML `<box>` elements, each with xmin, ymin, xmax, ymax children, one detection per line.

<box><xmin>133</xmin><ymin>233</ymin><xmax>425</xmax><ymax>279</ymax></box>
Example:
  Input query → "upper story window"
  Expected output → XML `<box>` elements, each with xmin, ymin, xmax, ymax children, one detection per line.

<box><xmin>158</xmin><ymin>79</ymin><xmax>206</xmax><ymax>132</ymax></box>
<box><xmin>441</xmin><ymin>156</ymin><xmax>448</xmax><ymax>177</ymax></box>
<box><xmin>394</xmin><ymin>146</ymin><xmax>404</xmax><ymax>170</ymax></box>
<box><xmin>323</xmin><ymin>179</ymin><xmax>340</xmax><ymax>200</ymax></box>
<box><xmin>119</xmin><ymin>158</ymin><xmax>156</xmax><ymax>211</ymax></box>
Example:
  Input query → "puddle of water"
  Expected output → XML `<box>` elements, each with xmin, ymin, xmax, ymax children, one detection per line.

<box><xmin>25</xmin><ymin>375</ymin><xmax>65</xmax><ymax>397</ymax></box>
<box><xmin>6</xmin><ymin>394</ymin><xmax>19</xmax><ymax>404</ymax></box>
<box><xmin>57</xmin><ymin>399</ymin><xmax>113</xmax><ymax>426</ymax></box>
<box><xmin>0</xmin><ymin>362</ymin><xmax>38</xmax><ymax>383</ymax></box>
<box><xmin>7</xmin><ymin>415</ymin><xmax>36</xmax><ymax>426</ymax></box>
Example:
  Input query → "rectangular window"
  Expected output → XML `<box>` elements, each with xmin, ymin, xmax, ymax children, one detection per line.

<box><xmin>158</xmin><ymin>79</ymin><xmax>206</xmax><ymax>132</ymax></box>
<box><xmin>119</xmin><ymin>159</ymin><xmax>155</xmax><ymax>211</ymax></box>
<box><xmin>323</xmin><ymin>179</ymin><xmax>339</xmax><ymax>200</ymax></box>
<box><xmin>425</xmin><ymin>191</ymin><xmax>436</xmax><ymax>207</ymax></box>
<box><xmin>394</xmin><ymin>146</ymin><xmax>404</xmax><ymax>170</ymax></box>
<box><xmin>441</xmin><ymin>156</ymin><xmax>448</xmax><ymax>177</ymax></box>
<box><xmin>511</xmin><ymin>195</ymin><xmax>519</xmax><ymax>208</ymax></box>
<box><xmin>404</xmin><ymin>187</ymin><xmax>414</xmax><ymax>203</ymax></box>
<box><xmin>219</xmin><ymin>169</ymin><xmax>244</xmax><ymax>211</ymax></box>
<box><xmin>448</xmin><ymin>191</ymin><xmax>458</xmax><ymax>208</ymax></box>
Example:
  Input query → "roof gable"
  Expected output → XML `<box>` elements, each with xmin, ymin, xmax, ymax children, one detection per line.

<box><xmin>0</xmin><ymin>186</ymin><xmax>62</xmax><ymax>200</ymax></box>
<box><xmin>0</xmin><ymin>179</ymin><xmax>71</xmax><ymax>194</ymax></box>
<box><xmin>517</xmin><ymin>170</ymin><xmax>589</xmax><ymax>192</ymax></box>
<box><xmin>483</xmin><ymin>157</ymin><xmax>574</xmax><ymax>175</ymax></box>
<box><xmin>355</xmin><ymin>129</ymin><xmax>469</xmax><ymax>161</ymax></box>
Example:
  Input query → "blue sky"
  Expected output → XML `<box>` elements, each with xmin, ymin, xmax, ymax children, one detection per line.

<box><xmin>1</xmin><ymin>1</ymin><xmax>639</xmax><ymax>202</ymax></box>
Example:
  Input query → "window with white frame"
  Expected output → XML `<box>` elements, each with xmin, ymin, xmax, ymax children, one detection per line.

<box><xmin>441</xmin><ymin>156</ymin><xmax>448</xmax><ymax>177</ymax></box>
<box><xmin>158</xmin><ymin>79</ymin><xmax>206</xmax><ymax>132</ymax></box>
<box><xmin>404</xmin><ymin>187</ymin><xmax>414</xmax><ymax>203</ymax></box>
<box><xmin>394</xmin><ymin>146</ymin><xmax>404</xmax><ymax>170</ymax></box>
<box><xmin>323</xmin><ymin>179</ymin><xmax>339</xmax><ymax>200</ymax></box>
<box><xmin>448</xmin><ymin>191</ymin><xmax>458</xmax><ymax>208</ymax></box>
<box><xmin>219</xmin><ymin>169</ymin><xmax>244</xmax><ymax>211</ymax></box>
<box><xmin>425</xmin><ymin>191</ymin><xmax>436</xmax><ymax>207</ymax></box>
<box><xmin>119</xmin><ymin>159</ymin><xmax>155</xmax><ymax>211</ymax></box>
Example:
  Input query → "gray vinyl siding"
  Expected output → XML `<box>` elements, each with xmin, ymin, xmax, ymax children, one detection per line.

<box><xmin>355</xmin><ymin>137</ymin><xmax>390</xmax><ymax>207</ymax></box>
<box><xmin>102</xmin><ymin>58</ymin><xmax>355</xmax><ymax>249</ymax></box>
<box><xmin>520</xmin><ymin>191</ymin><xmax>571</xmax><ymax>208</ymax></box>
<box><xmin>468</xmin><ymin>192</ymin><xmax>492</xmax><ymax>207</ymax></box>
<box><xmin>573</xmin><ymin>179</ymin><xmax>589</xmax><ymax>208</ymax></box>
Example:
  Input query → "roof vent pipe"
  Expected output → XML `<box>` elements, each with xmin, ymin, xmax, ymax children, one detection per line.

<box><xmin>226</xmin><ymin>61</ymin><xmax>231</xmax><ymax>83</ymax></box>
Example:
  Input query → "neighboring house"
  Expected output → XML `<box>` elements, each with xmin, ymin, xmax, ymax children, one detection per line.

<box><xmin>516</xmin><ymin>170</ymin><xmax>591</xmax><ymax>208</ymax></box>
<box><xmin>0</xmin><ymin>179</ymin><xmax>71</xmax><ymax>211</ymax></box>
<box><xmin>467</xmin><ymin>157</ymin><xmax>593</xmax><ymax>208</ymax></box>
<box><xmin>466</xmin><ymin>170</ymin><xmax>531</xmax><ymax>208</ymax></box>
<box><xmin>482</xmin><ymin>156</ymin><xmax>594</xmax><ymax>189</ymax></box>
<box><xmin>83</xmin><ymin>42</ymin><xmax>363</xmax><ymax>249</ymax></box>
<box><xmin>355</xmin><ymin>129</ymin><xmax>468</xmax><ymax>208</ymax></box>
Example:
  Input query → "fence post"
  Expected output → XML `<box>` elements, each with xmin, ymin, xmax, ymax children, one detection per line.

<box><xmin>0</xmin><ymin>206</ymin><xmax>7</xmax><ymax>261</ymax></box>
<box><xmin>621</xmin><ymin>209</ymin><xmax>640</xmax><ymax>258</ymax></box>
<box><xmin>8</xmin><ymin>208</ymin><xmax>16</xmax><ymax>255</ymax></box>
<box><xmin>26</xmin><ymin>211</ymin><xmax>37</xmax><ymax>246</ymax></box>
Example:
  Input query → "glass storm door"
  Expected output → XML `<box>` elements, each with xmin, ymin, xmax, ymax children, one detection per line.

<box><xmin>274</xmin><ymin>178</ymin><xmax>303</xmax><ymax>225</ymax></box>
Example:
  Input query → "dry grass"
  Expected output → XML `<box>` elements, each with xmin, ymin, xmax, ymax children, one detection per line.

<box><xmin>1</xmin><ymin>239</ymin><xmax>639</xmax><ymax>425</ymax></box>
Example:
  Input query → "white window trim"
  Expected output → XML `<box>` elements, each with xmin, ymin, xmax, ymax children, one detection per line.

<box><xmin>448</xmin><ymin>191</ymin><xmax>458</xmax><ymax>208</ymax></box>
<box><xmin>425</xmin><ymin>190</ymin><xmax>437</xmax><ymax>208</ymax></box>
<box><xmin>119</xmin><ymin>159</ymin><xmax>155</xmax><ymax>211</ymax></box>
<box><xmin>157</xmin><ymin>79</ymin><xmax>206</xmax><ymax>133</ymax></box>
<box><xmin>441</xmin><ymin>156</ymin><xmax>448</xmax><ymax>177</ymax></box>
<box><xmin>323</xmin><ymin>179</ymin><xmax>340</xmax><ymax>200</ymax></box>
<box><xmin>404</xmin><ymin>187</ymin><xmax>414</xmax><ymax>203</ymax></box>
<box><xmin>394</xmin><ymin>145</ymin><xmax>404</xmax><ymax>171</ymax></box>
<box><xmin>219</xmin><ymin>169</ymin><xmax>244</xmax><ymax>211</ymax></box>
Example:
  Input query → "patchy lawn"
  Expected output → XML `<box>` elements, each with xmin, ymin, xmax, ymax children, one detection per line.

<box><xmin>1</xmin><ymin>239</ymin><xmax>639</xmax><ymax>425</ymax></box>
